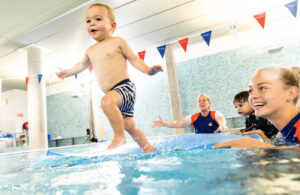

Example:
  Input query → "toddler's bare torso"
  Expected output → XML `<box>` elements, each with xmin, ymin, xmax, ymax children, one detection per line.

<box><xmin>87</xmin><ymin>37</ymin><xmax>129</xmax><ymax>93</ymax></box>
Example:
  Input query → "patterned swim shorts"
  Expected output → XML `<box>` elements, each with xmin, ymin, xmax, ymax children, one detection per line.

<box><xmin>110</xmin><ymin>79</ymin><xmax>136</xmax><ymax>117</ymax></box>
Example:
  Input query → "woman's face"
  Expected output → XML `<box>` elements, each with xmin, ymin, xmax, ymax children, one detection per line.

<box><xmin>248</xmin><ymin>70</ymin><xmax>289</xmax><ymax>120</ymax></box>
<box><xmin>198</xmin><ymin>96</ymin><xmax>211</xmax><ymax>111</ymax></box>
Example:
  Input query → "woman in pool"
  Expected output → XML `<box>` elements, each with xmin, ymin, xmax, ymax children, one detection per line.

<box><xmin>152</xmin><ymin>94</ymin><xmax>228</xmax><ymax>133</ymax></box>
<box><xmin>213</xmin><ymin>66</ymin><xmax>300</xmax><ymax>148</ymax></box>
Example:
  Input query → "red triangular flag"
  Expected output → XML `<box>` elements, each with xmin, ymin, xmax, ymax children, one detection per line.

<box><xmin>25</xmin><ymin>76</ymin><xmax>29</xmax><ymax>86</ymax></box>
<box><xmin>254</xmin><ymin>12</ymin><xmax>266</xmax><ymax>29</ymax></box>
<box><xmin>138</xmin><ymin>50</ymin><xmax>146</xmax><ymax>60</ymax></box>
<box><xmin>88</xmin><ymin>65</ymin><xmax>93</xmax><ymax>72</ymax></box>
<box><xmin>179</xmin><ymin>38</ymin><xmax>189</xmax><ymax>52</ymax></box>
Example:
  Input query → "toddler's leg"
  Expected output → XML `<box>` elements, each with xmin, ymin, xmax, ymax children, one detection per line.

<box><xmin>124</xmin><ymin>117</ymin><xmax>154</xmax><ymax>153</ymax></box>
<box><xmin>100</xmin><ymin>91</ymin><xmax>126</xmax><ymax>149</ymax></box>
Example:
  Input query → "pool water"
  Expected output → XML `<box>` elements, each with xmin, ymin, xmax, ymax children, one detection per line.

<box><xmin>0</xmin><ymin>142</ymin><xmax>300</xmax><ymax>194</ymax></box>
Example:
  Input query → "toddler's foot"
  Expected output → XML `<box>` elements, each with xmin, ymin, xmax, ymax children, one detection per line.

<box><xmin>143</xmin><ymin>144</ymin><xmax>155</xmax><ymax>153</ymax></box>
<box><xmin>108</xmin><ymin>136</ymin><xmax>126</xmax><ymax>150</ymax></box>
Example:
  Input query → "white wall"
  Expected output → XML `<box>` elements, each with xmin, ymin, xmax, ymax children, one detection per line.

<box><xmin>0</xmin><ymin>89</ymin><xmax>27</xmax><ymax>134</ymax></box>
<box><xmin>14</xmin><ymin>89</ymin><xmax>28</xmax><ymax>134</ymax></box>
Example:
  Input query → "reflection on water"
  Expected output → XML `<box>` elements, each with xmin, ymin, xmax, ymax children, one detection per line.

<box><xmin>0</xmin><ymin>145</ymin><xmax>299</xmax><ymax>194</ymax></box>
<box><xmin>234</xmin><ymin>148</ymin><xmax>300</xmax><ymax>195</ymax></box>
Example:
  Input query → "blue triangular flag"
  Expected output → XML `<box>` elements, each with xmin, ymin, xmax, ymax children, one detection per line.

<box><xmin>285</xmin><ymin>0</ymin><xmax>298</xmax><ymax>18</ymax></box>
<box><xmin>157</xmin><ymin>45</ymin><xmax>166</xmax><ymax>58</ymax></box>
<box><xmin>201</xmin><ymin>30</ymin><xmax>212</xmax><ymax>46</ymax></box>
<box><xmin>38</xmin><ymin>74</ymin><xmax>42</xmax><ymax>84</ymax></box>
<box><xmin>75</xmin><ymin>74</ymin><xmax>78</xmax><ymax>79</ymax></box>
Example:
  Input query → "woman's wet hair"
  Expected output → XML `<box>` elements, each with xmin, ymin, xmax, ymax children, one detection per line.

<box><xmin>257</xmin><ymin>65</ymin><xmax>300</xmax><ymax>104</ymax></box>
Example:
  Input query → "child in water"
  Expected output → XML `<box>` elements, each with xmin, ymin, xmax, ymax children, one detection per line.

<box><xmin>232</xmin><ymin>91</ymin><xmax>278</xmax><ymax>141</ymax></box>
<box><xmin>57</xmin><ymin>4</ymin><xmax>163</xmax><ymax>153</ymax></box>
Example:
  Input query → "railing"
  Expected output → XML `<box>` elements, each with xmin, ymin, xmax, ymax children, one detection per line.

<box><xmin>48</xmin><ymin>135</ymin><xmax>90</xmax><ymax>147</ymax></box>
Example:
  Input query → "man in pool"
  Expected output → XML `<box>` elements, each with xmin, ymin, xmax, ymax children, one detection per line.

<box><xmin>56</xmin><ymin>3</ymin><xmax>163</xmax><ymax>153</ymax></box>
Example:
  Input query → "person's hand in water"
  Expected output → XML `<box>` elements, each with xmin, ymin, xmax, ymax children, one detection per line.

<box><xmin>212</xmin><ymin>137</ymin><xmax>275</xmax><ymax>149</ymax></box>
<box><xmin>214</xmin><ymin>125</ymin><xmax>229</xmax><ymax>133</ymax></box>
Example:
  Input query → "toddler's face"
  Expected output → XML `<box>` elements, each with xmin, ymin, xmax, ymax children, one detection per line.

<box><xmin>86</xmin><ymin>6</ymin><xmax>114</xmax><ymax>40</ymax></box>
<box><xmin>248</xmin><ymin>70</ymin><xmax>287</xmax><ymax>119</ymax></box>
<box><xmin>234</xmin><ymin>101</ymin><xmax>252</xmax><ymax>116</ymax></box>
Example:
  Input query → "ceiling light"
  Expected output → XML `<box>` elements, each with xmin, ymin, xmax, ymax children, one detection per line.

<box><xmin>268</xmin><ymin>46</ymin><xmax>283</xmax><ymax>54</ymax></box>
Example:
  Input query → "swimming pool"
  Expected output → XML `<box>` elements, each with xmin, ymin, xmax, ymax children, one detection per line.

<box><xmin>0</xmin><ymin>136</ymin><xmax>300</xmax><ymax>194</ymax></box>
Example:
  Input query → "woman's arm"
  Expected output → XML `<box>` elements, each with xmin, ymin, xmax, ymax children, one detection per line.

<box><xmin>212</xmin><ymin>137</ymin><xmax>276</xmax><ymax>149</ymax></box>
<box><xmin>214</xmin><ymin>111</ymin><xmax>228</xmax><ymax>132</ymax></box>
<box><xmin>152</xmin><ymin>115</ymin><xmax>189</xmax><ymax>129</ymax></box>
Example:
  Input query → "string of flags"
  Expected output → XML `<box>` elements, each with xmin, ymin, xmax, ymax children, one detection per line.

<box><xmin>25</xmin><ymin>74</ymin><xmax>43</xmax><ymax>86</ymax></box>
<box><xmin>137</xmin><ymin>0</ymin><xmax>298</xmax><ymax>60</ymax></box>
<box><xmin>2</xmin><ymin>0</ymin><xmax>298</xmax><ymax>87</ymax></box>
<box><xmin>23</xmin><ymin>64</ymin><xmax>94</xmax><ymax>87</ymax></box>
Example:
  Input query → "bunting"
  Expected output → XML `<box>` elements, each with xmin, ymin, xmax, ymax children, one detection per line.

<box><xmin>201</xmin><ymin>30</ymin><xmax>212</xmax><ymax>46</ymax></box>
<box><xmin>285</xmin><ymin>0</ymin><xmax>298</xmax><ymax>18</ymax></box>
<box><xmin>3</xmin><ymin>3</ymin><xmax>299</xmax><ymax>86</ymax></box>
<box><xmin>254</xmin><ymin>12</ymin><xmax>266</xmax><ymax>29</ymax></box>
<box><xmin>38</xmin><ymin>74</ymin><xmax>42</xmax><ymax>84</ymax></box>
<box><xmin>138</xmin><ymin>50</ymin><xmax>146</xmax><ymax>60</ymax></box>
<box><xmin>179</xmin><ymin>38</ymin><xmax>189</xmax><ymax>52</ymax></box>
<box><xmin>25</xmin><ymin>76</ymin><xmax>29</xmax><ymax>86</ymax></box>
<box><xmin>157</xmin><ymin>45</ymin><xmax>166</xmax><ymax>58</ymax></box>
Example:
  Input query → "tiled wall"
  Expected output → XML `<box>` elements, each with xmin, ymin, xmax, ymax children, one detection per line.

<box><xmin>176</xmin><ymin>36</ymin><xmax>300</xmax><ymax>120</ymax></box>
<box><xmin>47</xmin><ymin>88</ymin><xmax>89</xmax><ymax>139</ymax></box>
<box><xmin>47</xmin><ymin>32</ymin><xmax>300</xmax><ymax>144</ymax></box>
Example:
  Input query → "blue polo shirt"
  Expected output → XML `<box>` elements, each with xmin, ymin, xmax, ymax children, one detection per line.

<box><xmin>279</xmin><ymin>112</ymin><xmax>300</xmax><ymax>143</ymax></box>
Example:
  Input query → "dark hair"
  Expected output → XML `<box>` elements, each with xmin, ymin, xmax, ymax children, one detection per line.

<box><xmin>233</xmin><ymin>91</ymin><xmax>249</xmax><ymax>104</ymax></box>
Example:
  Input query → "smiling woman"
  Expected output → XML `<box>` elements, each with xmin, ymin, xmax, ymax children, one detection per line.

<box><xmin>213</xmin><ymin>65</ymin><xmax>300</xmax><ymax>148</ymax></box>
<box><xmin>152</xmin><ymin>94</ymin><xmax>228</xmax><ymax>133</ymax></box>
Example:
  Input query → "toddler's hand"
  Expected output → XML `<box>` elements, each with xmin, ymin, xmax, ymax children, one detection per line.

<box><xmin>56</xmin><ymin>67</ymin><xmax>69</xmax><ymax>79</ymax></box>
<box><xmin>148</xmin><ymin>65</ymin><xmax>163</xmax><ymax>75</ymax></box>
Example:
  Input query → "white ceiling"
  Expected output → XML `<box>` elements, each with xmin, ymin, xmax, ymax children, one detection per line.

<box><xmin>0</xmin><ymin>0</ymin><xmax>295</xmax><ymax>92</ymax></box>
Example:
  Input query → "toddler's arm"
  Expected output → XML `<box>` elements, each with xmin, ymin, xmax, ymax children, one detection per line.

<box><xmin>119</xmin><ymin>37</ymin><xmax>163</xmax><ymax>75</ymax></box>
<box><xmin>241</xmin><ymin>130</ymin><xmax>271</xmax><ymax>142</ymax></box>
<box><xmin>56</xmin><ymin>52</ymin><xmax>91</xmax><ymax>79</ymax></box>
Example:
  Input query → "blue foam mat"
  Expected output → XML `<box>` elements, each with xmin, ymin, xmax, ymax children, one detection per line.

<box><xmin>121</xmin><ymin>133</ymin><xmax>262</xmax><ymax>154</ymax></box>
<box><xmin>47</xmin><ymin>133</ymin><xmax>262</xmax><ymax>157</ymax></box>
